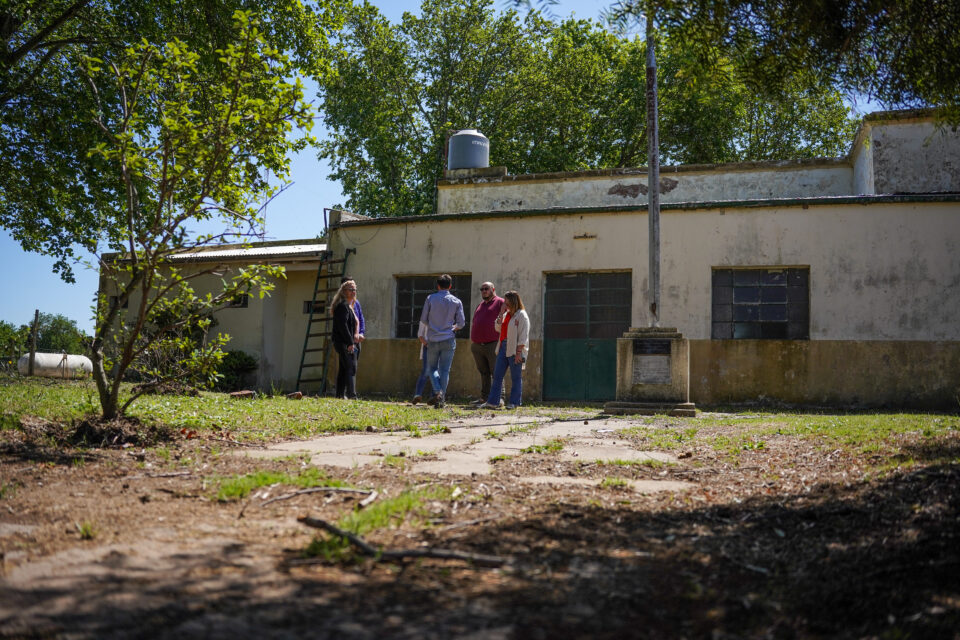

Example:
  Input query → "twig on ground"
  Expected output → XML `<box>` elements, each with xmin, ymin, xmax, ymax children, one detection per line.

<box><xmin>435</xmin><ymin>515</ymin><xmax>501</xmax><ymax>531</ymax></box>
<box><xmin>204</xmin><ymin>436</ymin><xmax>259</xmax><ymax>448</ymax></box>
<box><xmin>297</xmin><ymin>515</ymin><xmax>510</xmax><ymax>568</ymax></box>
<box><xmin>238</xmin><ymin>486</ymin><xmax>376</xmax><ymax>518</ymax></box>
<box><xmin>123</xmin><ymin>471</ymin><xmax>192</xmax><ymax>479</ymax></box>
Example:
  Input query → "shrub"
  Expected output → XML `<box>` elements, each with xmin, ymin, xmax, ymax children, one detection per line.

<box><xmin>214</xmin><ymin>350</ymin><xmax>258</xmax><ymax>392</ymax></box>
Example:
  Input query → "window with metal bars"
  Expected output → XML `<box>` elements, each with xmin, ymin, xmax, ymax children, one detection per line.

<box><xmin>711</xmin><ymin>267</ymin><xmax>809</xmax><ymax>339</ymax></box>
<box><xmin>395</xmin><ymin>274</ymin><xmax>471</xmax><ymax>338</ymax></box>
<box><xmin>544</xmin><ymin>271</ymin><xmax>632</xmax><ymax>339</ymax></box>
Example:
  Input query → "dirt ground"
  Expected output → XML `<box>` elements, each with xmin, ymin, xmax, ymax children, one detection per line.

<box><xmin>1</xmin><ymin>409</ymin><xmax>958</xmax><ymax>639</ymax></box>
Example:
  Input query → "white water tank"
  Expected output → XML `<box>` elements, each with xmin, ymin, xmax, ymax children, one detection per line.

<box><xmin>18</xmin><ymin>353</ymin><xmax>93</xmax><ymax>379</ymax></box>
<box><xmin>447</xmin><ymin>129</ymin><xmax>490</xmax><ymax>170</ymax></box>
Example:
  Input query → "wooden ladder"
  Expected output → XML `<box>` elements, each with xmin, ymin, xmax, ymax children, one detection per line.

<box><xmin>296</xmin><ymin>248</ymin><xmax>355</xmax><ymax>394</ymax></box>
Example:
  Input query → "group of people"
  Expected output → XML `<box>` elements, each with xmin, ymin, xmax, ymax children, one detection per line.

<box><xmin>330</xmin><ymin>273</ymin><xmax>528</xmax><ymax>408</ymax></box>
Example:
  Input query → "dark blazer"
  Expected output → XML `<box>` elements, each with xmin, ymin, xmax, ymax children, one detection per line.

<box><xmin>332</xmin><ymin>301</ymin><xmax>357</xmax><ymax>347</ymax></box>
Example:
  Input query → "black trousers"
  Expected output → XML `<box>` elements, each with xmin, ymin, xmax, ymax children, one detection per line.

<box><xmin>334</xmin><ymin>343</ymin><xmax>357</xmax><ymax>399</ymax></box>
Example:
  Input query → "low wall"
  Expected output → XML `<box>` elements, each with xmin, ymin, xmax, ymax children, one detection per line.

<box><xmin>690</xmin><ymin>340</ymin><xmax>960</xmax><ymax>409</ymax></box>
<box><xmin>352</xmin><ymin>338</ymin><xmax>960</xmax><ymax>409</ymax></box>
<box><xmin>355</xmin><ymin>339</ymin><xmax>544</xmax><ymax>401</ymax></box>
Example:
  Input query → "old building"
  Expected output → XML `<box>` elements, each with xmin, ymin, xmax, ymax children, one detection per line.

<box><xmin>325</xmin><ymin>109</ymin><xmax>960</xmax><ymax>408</ymax></box>
<box><xmin>110</xmin><ymin>109</ymin><xmax>959</xmax><ymax>408</ymax></box>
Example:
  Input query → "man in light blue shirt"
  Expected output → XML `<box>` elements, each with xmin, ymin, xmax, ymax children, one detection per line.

<box><xmin>419</xmin><ymin>274</ymin><xmax>464</xmax><ymax>408</ymax></box>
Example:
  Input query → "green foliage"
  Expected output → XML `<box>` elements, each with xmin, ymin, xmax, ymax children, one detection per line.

<box><xmin>75</xmin><ymin>520</ymin><xmax>97</xmax><ymax>540</ymax></box>
<box><xmin>604</xmin><ymin>0</ymin><xmax>960</xmax><ymax>117</ymax></box>
<box><xmin>0</xmin><ymin>314</ymin><xmax>87</xmax><ymax>356</ymax></box>
<box><xmin>320</xmin><ymin>0</ymin><xmax>857</xmax><ymax>217</ymax></box>
<box><xmin>213</xmin><ymin>350</ymin><xmax>259</xmax><ymax>392</ymax></box>
<box><xmin>216</xmin><ymin>467</ymin><xmax>342</xmax><ymax>501</ymax></box>
<box><xmin>521</xmin><ymin>437</ymin><xmax>566</xmax><ymax>454</ymax></box>
<box><xmin>0</xmin><ymin>0</ymin><xmax>345</xmax><ymax>282</ymax></box>
<box><xmin>78</xmin><ymin>12</ymin><xmax>317</xmax><ymax>419</ymax></box>
<box><xmin>304</xmin><ymin>486</ymin><xmax>446</xmax><ymax>562</ymax></box>
<box><xmin>601</xmin><ymin>458</ymin><xmax>675</xmax><ymax>469</ymax></box>
<box><xmin>600</xmin><ymin>477</ymin><xmax>629</xmax><ymax>489</ymax></box>
<box><xmin>616</xmin><ymin>426</ymin><xmax>698</xmax><ymax>449</ymax></box>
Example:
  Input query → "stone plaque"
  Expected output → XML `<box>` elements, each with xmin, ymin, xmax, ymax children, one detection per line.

<box><xmin>632</xmin><ymin>339</ymin><xmax>672</xmax><ymax>384</ymax></box>
<box><xmin>633</xmin><ymin>339</ymin><xmax>671</xmax><ymax>355</ymax></box>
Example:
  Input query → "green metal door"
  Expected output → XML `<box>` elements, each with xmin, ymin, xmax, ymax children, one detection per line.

<box><xmin>543</xmin><ymin>271</ymin><xmax>632</xmax><ymax>401</ymax></box>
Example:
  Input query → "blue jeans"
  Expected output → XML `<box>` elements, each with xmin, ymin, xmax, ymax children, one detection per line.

<box><xmin>426</xmin><ymin>338</ymin><xmax>456</xmax><ymax>396</ymax></box>
<box><xmin>414</xmin><ymin>351</ymin><xmax>430</xmax><ymax>397</ymax></box>
<box><xmin>487</xmin><ymin>342</ymin><xmax>523</xmax><ymax>406</ymax></box>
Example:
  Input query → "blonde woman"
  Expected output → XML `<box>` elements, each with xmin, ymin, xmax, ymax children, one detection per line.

<box><xmin>330</xmin><ymin>280</ymin><xmax>359</xmax><ymax>399</ymax></box>
<box><xmin>480</xmin><ymin>290</ymin><xmax>529</xmax><ymax>409</ymax></box>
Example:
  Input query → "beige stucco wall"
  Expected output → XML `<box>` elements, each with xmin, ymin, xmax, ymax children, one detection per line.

<box><xmin>329</xmin><ymin>199</ymin><xmax>959</xmax><ymax>405</ymax></box>
<box><xmin>870</xmin><ymin>121</ymin><xmax>960</xmax><ymax>194</ymax></box>
<box><xmin>438</xmin><ymin>163</ymin><xmax>853</xmax><ymax>214</ymax></box>
<box><xmin>332</xmin><ymin>201</ymin><xmax>960</xmax><ymax>343</ymax></box>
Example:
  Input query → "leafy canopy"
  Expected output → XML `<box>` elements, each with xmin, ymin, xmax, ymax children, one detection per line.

<box><xmin>600</xmin><ymin>0</ymin><xmax>960</xmax><ymax>114</ymax></box>
<box><xmin>319</xmin><ymin>0</ymin><xmax>856</xmax><ymax>218</ymax></box>
<box><xmin>0</xmin><ymin>0</ymin><xmax>344</xmax><ymax>281</ymax></box>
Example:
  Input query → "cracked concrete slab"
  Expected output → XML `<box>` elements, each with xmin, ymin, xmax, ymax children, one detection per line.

<box><xmin>238</xmin><ymin>414</ymin><xmax>693</xmax><ymax>494</ymax></box>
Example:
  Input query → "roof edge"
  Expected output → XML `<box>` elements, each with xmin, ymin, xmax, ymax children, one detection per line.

<box><xmin>331</xmin><ymin>193</ymin><xmax>960</xmax><ymax>229</ymax></box>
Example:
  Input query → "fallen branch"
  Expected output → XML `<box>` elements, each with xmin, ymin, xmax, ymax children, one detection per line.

<box><xmin>297</xmin><ymin>515</ymin><xmax>510</xmax><ymax>568</ymax></box>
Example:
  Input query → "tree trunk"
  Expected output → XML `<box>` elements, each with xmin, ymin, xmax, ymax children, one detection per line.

<box><xmin>90</xmin><ymin>345</ymin><xmax>119</xmax><ymax>420</ymax></box>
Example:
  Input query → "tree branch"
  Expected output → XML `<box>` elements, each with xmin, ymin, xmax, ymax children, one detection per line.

<box><xmin>297</xmin><ymin>515</ymin><xmax>510</xmax><ymax>567</ymax></box>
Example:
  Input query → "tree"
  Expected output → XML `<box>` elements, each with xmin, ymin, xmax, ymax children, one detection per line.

<box><xmin>86</xmin><ymin>11</ymin><xmax>311</xmax><ymax>419</ymax></box>
<box><xmin>319</xmin><ymin>0</ymin><xmax>856</xmax><ymax>217</ymax></box>
<box><xmin>27</xmin><ymin>313</ymin><xmax>87</xmax><ymax>354</ymax></box>
<box><xmin>320</xmin><ymin>0</ymin><xmax>549</xmax><ymax>217</ymax></box>
<box><xmin>0</xmin><ymin>320</ymin><xmax>27</xmax><ymax>358</ymax></box>
<box><xmin>0</xmin><ymin>0</ymin><xmax>343</xmax><ymax>282</ymax></box>
<box><xmin>599</xmin><ymin>0</ymin><xmax>960</xmax><ymax>115</ymax></box>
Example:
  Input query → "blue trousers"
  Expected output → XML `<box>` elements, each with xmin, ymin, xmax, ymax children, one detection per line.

<box><xmin>486</xmin><ymin>342</ymin><xmax>523</xmax><ymax>406</ymax></box>
<box><xmin>426</xmin><ymin>338</ymin><xmax>456</xmax><ymax>396</ymax></box>
<box><xmin>414</xmin><ymin>352</ymin><xmax>430</xmax><ymax>397</ymax></box>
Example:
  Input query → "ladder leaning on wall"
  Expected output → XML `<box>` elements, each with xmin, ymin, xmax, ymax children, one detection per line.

<box><xmin>296</xmin><ymin>248</ymin><xmax>356</xmax><ymax>394</ymax></box>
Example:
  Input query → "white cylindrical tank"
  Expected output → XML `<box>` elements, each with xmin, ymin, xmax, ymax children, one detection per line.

<box><xmin>18</xmin><ymin>353</ymin><xmax>93</xmax><ymax>379</ymax></box>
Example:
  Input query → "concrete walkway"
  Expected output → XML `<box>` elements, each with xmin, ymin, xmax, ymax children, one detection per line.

<box><xmin>243</xmin><ymin>411</ymin><xmax>694</xmax><ymax>495</ymax></box>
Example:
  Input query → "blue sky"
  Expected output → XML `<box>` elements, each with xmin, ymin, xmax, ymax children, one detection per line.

<box><xmin>1</xmin><ymin>0</ymin><xmax>871</xmax><ymax>333</ymax></box>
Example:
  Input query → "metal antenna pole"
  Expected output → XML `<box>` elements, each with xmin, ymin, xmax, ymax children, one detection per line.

<box><xmin>645</xmin><ymin>5</ymin><xmax>660</xmax><ymax>327</ymax></box>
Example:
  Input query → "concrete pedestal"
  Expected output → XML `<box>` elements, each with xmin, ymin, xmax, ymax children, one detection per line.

<box><xmin>604</xmin><ymin>327</ymin><xmax>696</xmax><ymax>417</ymax></box>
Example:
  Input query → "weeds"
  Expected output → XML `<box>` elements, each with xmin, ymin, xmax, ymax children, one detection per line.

<box><xmin>521</xmin><ymin>438</ymin><xmax>566</xmax><ymax>455</ymax></box>
<box><xmin>601</xmin><ymin>458</ymin><xmax>675</xmax><ymax>469</ymax></box>
<box><xmin>600</xmin><ymin>477</ymin><xmax>629</xmax><ymax>489</ymax></box>
<box><xmin>75</xmin><ymin>520</ymin><xmax>96</xmax><ymax>540</ymax></box>
<box><xmin>0</xmin><ymin>481</ymin><xmax>17</xmax><ymax>499</ymax></box>
<box><xmin>304</xmin><ymin>486</ymin><xmax>448</xmax><ymax>562</ymax></box>
<box><xmin>216</xmin><ymin>468</ymin><xmax>343</xmax><ymax>501</ymax></box>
